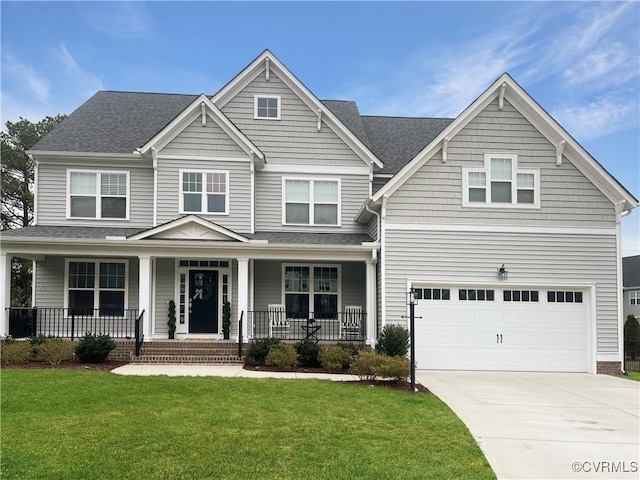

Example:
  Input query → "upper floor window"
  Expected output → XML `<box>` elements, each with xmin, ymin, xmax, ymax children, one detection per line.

<box><xmin>283</xmin><ymin>178</ymin><xmax>340</xmax><ymax>226</ymax></box>
<box><xmin>463</xmin><ymin>154</ymin><xmax>539</xmax><ymax>208</ymax></box>
<box><xmin>180</xmin><ymin>170</ymin><xmax>228</xmax><ymax>215</ymax></box>
<box><xmin>254</xmin><ymin>95</ymin><xmax>281</xmax><ymax>120</ymax></box>
<box><xmin>629</xmin><ymin>291</ymin><xmax>639</xmax><ymax>305</ymax></box>
<box><xmin>67</xmin><ymin>170</ymin><xmax>128</xmax><ymax>219</ymax></box>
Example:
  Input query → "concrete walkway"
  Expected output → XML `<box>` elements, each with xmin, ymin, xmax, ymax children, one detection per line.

<box><xmin>417</xmin><ymin>371</ymin><xmax>640</xmax><ymax>480</ymax></box>
<box><xmin>112</xmin><ymin>364</ymin><xmax>359</xmax><ymax>381</ymax></box>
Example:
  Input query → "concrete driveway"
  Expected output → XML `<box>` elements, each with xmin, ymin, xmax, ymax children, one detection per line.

<box><xmin>417</xmin><ymin>371</ymin><xmax>640</xmax><ymax>480</ymax></box>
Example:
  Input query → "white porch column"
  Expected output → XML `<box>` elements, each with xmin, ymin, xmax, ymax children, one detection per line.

<box><xmin>138</xmin><ymin>255</ymin><xmax>152</xmax><ymax>341</ymax></box>
<box><xmin>366</xmin><ymin>255</ymin><xmax>377</xmax><ymax>346</ymax></box>
<box><xmin>237</xmin><ymin>257</ymin><xmax>249</xmax><ymax>341</ymax></box>
<box><xmin>0</xmin><ymin>253</ymin><xmax>11</xmax><ymax>336</ymax></box>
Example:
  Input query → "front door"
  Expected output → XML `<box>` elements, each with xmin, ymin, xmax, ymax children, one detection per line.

<box><xmin>188</xmin><ymin>270</ymin><xmax>219</xmax><ymax>333</ymax></box>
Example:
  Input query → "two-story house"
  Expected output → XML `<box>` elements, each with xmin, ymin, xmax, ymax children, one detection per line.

<box><xmin>1</xmin><ymin>50</ymin><xmax>636</xmax><ymax>374</ymax></box>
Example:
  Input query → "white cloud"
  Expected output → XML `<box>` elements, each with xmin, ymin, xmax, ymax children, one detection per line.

<box><xmin>55</xmin><ymin>45</ymin><xmax>104</xmax><ymax>96</ymax></box>
<box><xmin>79</xmin><ymin>2</ymin><xmax>153</xmax><ymax>39</ymax></box>
<box><xmin>1</xmin><ymin>52</ymin><xmax>49</xmax><ymax>102</ymax></box>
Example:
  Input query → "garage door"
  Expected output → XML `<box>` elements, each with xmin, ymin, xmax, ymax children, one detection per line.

<box><xmin>414</xmin><ymin>286</ymin><xmax>589</xmax><ymax>372</ymax></box>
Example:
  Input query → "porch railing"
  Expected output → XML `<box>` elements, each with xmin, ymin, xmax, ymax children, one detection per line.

<box><xmin>134</xmin><ymin>310</ymin><xmax>144</xmax><ymax>357</ymax></box>
<box><xmin>6</xmin><ymin>307</ymin><xmax>140</xmax><ymax>339</ymax></box>
<box><xmin>248</xmin><ymin>311</ymin><xmax>366</xmax><ymax>342</ymax></box>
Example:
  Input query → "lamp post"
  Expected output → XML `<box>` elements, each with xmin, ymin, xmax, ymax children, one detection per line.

<box><xmin>409</xmin><ymin>287</ymin><xmax>416</xmax><ymax>393</ymax></box>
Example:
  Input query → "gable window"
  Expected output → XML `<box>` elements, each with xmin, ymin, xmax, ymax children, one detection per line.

<box><xmin>67</xmin><ymin>260</ymin><xmax>127</xmax><ymax>316</ymax></box>
<box><xmin>463</xmin><ymin>154</ymin><xmax>539</xmax><ymax>208</ymax></box>
<box><xmin>254</xmin><ymin>95</ymin><xmax>281</xmax><ymax>120</ymax></box>
<box><xmin>180</xmin><ymin>170</ymin><xmax>228</xmax><ymax>215</ymax></box>
<box><xmin>284</xmin><ymin>179</ymin><xmax>340</xmax><ymax>226</ymax></box>
<box><xmin>68</xmin><ymin>171</ymin><xmax>128</xmax><ymax>219</ymax></box>
<box><xmin>629</xmin><ymin>291</ymin><xmax>639</xmax><ymax>305</ymax></box>
<box><xmin>284</xmin><ymin>265</ymin><xmax>339</xmax><ymax>319</ymax></box>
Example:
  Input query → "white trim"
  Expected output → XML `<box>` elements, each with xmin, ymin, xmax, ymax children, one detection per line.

<box><xmin>253</xmin><ymin>94</ymin><xmax>281</xmax><ymax>120</ymax></box>
<box><xmin>616</xmin><ymin>221</ymin><xmax>624</xmax><ymax>371</ymax></box>
<box><xmin>282</xmin><ymin>177</ymin><xmax>342</xmax><ymax>227</ymax></box>
<box><xmin>152</xmin><ymin>148</ymin><xmax>158</xmax><ymax>227</ymax></box>
<box><xmin>596</xmin><ymin>353</ymin><xmax>621</xmax><ymax>362</ymax></box>
<box><xmin>31</xmin><ymin>260</ymin><xmax>37</xmax><ymax>308</ymax></box>
<box><xmin>66</xmin><ymin>169</ymin><xmax>130</xmax><ymax>221</ymax></box>
<box><xmin>380</xmin><ymin>195</ymin><xmax>388</xmax><ymax>329</ymax></box>
<box><xmin>33</xmin><ymin>157</ymin><xmax>39</xmax><ymax>225</ymax></box>
<box><xmin>157</xmin><ymin>153</ymin><xmax>250</xmax><ymax>163</ymax></box>
<box><xmin>63</xmin><ymin>258</ymin><xmax>129</xmax><ymax>312</ymax></box>
<box><xmin>250</xmin><ymin>157</ymin><xmax>256</xmax><ymax>234</ymax></box>
<box><xmin>263</xmin><ymin>163</ymin><xmax>368</xmax><ymax>175</ymax></box>
<box><xmin>178</xmin><ymin>169</ymin><xmax>230</xmax><ymax>216</ymax></box>
<box><xmin>462</xmin><ymin>153</ymin><xmax>540</xmax><ymax>209</ymax></box>
<box><xmin>28</xmin><ymin>150</ymin><xmax>141</xmax><ymax>160</ymax></box>
<box><xmin>385</xmin><ymin>223</ymin><xmax>617</xmax><ymax>236</ymax></box>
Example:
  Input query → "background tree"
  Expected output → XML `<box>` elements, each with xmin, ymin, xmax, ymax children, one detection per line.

<box><xmin>1</xmin><ymin>115</ymin><xmax>66</xmax><ymax>305</ymax></box>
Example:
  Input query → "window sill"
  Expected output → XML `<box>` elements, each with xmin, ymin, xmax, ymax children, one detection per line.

<box><xmin>462</xmin><ymin>202</ymin><xmax>540</xmax><ymax>210</ymax></box>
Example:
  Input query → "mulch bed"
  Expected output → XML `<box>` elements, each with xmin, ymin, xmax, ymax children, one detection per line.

<box><xmin>1</xmin><ymin>360</ymin><xmax>129</xmax><ymax>371</ymax></box>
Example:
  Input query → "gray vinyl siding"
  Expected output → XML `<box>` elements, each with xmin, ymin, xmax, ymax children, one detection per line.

<box><xmin>221</xmin><ymin>71</ymin><xmax>366</xmax><ymax>167</ymax></box>
<box><xmin>253</xmin><ymin>260</ymin><xmax>366</xmax><ymax>311</ymax></box>
<box><xmin>154</xmin><ymin>258</ymin><xmax>175</xmax><ymax>336</ymax></box>
<box><xmin>254</xmin><ymin>171</ymin><xmax>369</xmax><ymax>233</ymax></box>
<box><xmin>384</xmin><ymin>229</ymin><xmax>619</xmax><ymax>353</ymax></box>
<box><xmin>34</xmin><ymin>256</ymin><xmax>139</xmax><ymax>309</ymax></box>
<box><xmin>36</xmin><ymin>163</ymin><xmax>154</xmax><ymax>228</ymax></box>
<box><xmin>156</xmin><ymin>157</ymin><xmax>251</xmax><ymax>232</ymax></box>
<box><xmin>160</xmin><ymin>115</ymin><xmax>247</xmax><ymax>157</ymax></box>
<box><xmin>385</xmin><ymin>98</ymin><xmax>615</xmax><ymax>227</ymax></box>
<box><xmin>366</xmin><ymin>216</ymin><xmax>378</xmax><ymax>241</ymax></box>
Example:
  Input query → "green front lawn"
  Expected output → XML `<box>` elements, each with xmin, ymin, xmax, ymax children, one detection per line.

<box><xmin>622</xmin><ymin>370</ymin><xmax>640</xmax><ymax>381</ymax></box>
<box><xmin>1</xmin><ymin>370</ymin><xmax>494</xmax><ymax>480</ymax></box>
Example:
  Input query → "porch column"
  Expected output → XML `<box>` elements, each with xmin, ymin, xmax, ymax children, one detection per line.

<box><xmin>366</xmin><ymin>256</ymin><xmax>377</xmax><ymax>346</ymax></box>
<box><xmin>138</xmin><ymin>255</ymin><xmax>152</xmax><ymax>341</ymax></box>
<box><xmin>0</xmin><ymin>253</ymin><xmax>11</xmax><ymax>336</ymax></box>
<box><xmin>237</xmin><ymin>257</ymin><xmax>249</xmax><ymax>341</ymax></box>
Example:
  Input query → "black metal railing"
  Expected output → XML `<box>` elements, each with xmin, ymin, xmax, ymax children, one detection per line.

<box><xmin>248</xmin><ymin>311</ymin><xmax>366</xmax><ymax>342</ymax></box>
<box><xmin>624</xmin><ymin>341</ymin><xmax>640</xmax><ymax>372</ymax></box>
<box><xmin>6</xmin><ymin>307</ymin><xmax>140</xmax><ymax>339</ymax></box>
<box><xmin>134</xmin><ymin>310</ymin><xmax>144</xmax><ymax>357</ymax></box>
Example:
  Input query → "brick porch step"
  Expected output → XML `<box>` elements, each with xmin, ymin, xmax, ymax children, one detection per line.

<box><xmin>131</xmin><ymin>340</ymin><xmax>248</xmax><ymax>365</ymax></box>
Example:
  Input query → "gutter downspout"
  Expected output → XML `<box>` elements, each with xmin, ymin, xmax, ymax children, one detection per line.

<box><xmin>151</xmin><ymin>148</ymin><xmax>158</xmax><ymax>227</ymax></box>
<box><xmin>380</xmin><ymin>194</ymin><xmax>388</xmax><ymax>328</ymax></box>
<box><xmin>616</xmin><ymin>202</ymin><xmax>630</xmax><ymax>373</ymax></box>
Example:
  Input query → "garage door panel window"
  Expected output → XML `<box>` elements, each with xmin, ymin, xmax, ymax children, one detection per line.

<box><xmin>414</xmin><ymin>288</ymin><xmax>450</xmax><ymax>300</ymax></box>
<box><xmin>459</xmin><ymin>289</ymin><xmax>495</xmax><ymax>301</ymax></box>
<box><xmin>504</xmin><ymin>290</ymin><xmax>539</xmax><ymax>302</ymax></box>
<box><xmin>547</xmin><ymin>291</ymin><xmax>583</xmax><ymax>303</ymax></box>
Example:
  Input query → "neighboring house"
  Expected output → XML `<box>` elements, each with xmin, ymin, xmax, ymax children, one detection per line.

<box><xmin>623</xmin><ymin>255</ymin><xmax>640</xmax><ymax>319</ymax></box>
<box><xmin>1</xmin><ymin>50</ymin><xmax>637</xmax><ymax>374</ymax></box>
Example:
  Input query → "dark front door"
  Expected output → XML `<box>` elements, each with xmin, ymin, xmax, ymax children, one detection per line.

<box><xmin>189</xmin><ymin>270</ymin><xmax>219</xmax><ymax>333</ymax></box>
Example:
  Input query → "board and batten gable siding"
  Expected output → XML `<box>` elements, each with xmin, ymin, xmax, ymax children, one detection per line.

<box><xmin>255</xmin><ymin>171</ymin><xmax>369</xmax><ymax>233</ymax></box>
<box><xmin>156</xmin><ymin>157</ymin><xmax>251</xmax><ymax>232</ymax></box>
<box><xmin>34</xmin><ymin>256</ymin><xmax>139</xmax><ymax>309</ymax></box>
<box><xmin>220</xmin><ymin>71</ymin><xmax>366</xmax><ymax>167</ymax></box>
<box><xmin>36</xmin><ymin>162</ymin><xmax>154</xmax><ymax>228</ymax></box>
<box><xmin>383</xmin><ymin>229</ymin><xmax>618</xmax><ymax>353</ymax></box>
<box><xmin>385</xmin><ymin>98</ymin><xmax>615</xmax><ymax>227</ymax></box>
<box><xmin>160</xmin><ymin>115</ymin><xmax>247</xmax><ymax>157</ymax></box>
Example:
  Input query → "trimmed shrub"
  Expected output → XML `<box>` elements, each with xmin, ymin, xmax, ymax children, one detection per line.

<box><xmin>247</xmin><ymin>337</ymin><xmax>282</xmax><ymax>366</ymax></box>
<box><xmin>265</xmin><ymin>343</ymin><xmax>297</xmax><ymax>371</ymax></box>
<box><xmin>1</xmin><ymin>342</ymin><xmax>31</xmax><ymax>365</ymax></box>
<box><xmin>375</xmin><ymin>324</ymin><xmax>410</xmax><ymax>357</ymax></box>
<box><xmin>376</xmin><ymin>355</ymin><xmax>410</xmax><ymax>382</ymax></box>
<box><xmin>28</xmin><ymin>334</ymin><xmax>55</xmax><ymax>360</ymax></box>
<box><xmin>349</xmin><ymin>349</ymin><xmax>385</xmax><ymax>380</ymax></box>
<box><xmin>624</xmin><ymin>315</ymin><xmax>640</xmax><ymax>359</ymax></box>
<box><xmin>74</xmin><ymin>334</ymin><xmax>116</xmax><ymax>363</ymax></box>
<box><xmin>38</xmin><ymin>338</ymin><xmax>74</xmax><ymax>366</ymax></box>
<box><xmin>338</xmin><ymin>342</ymin><xmax>362</xmax><ymax>358</ymax></box>
<box><xmin>320</xmin><ymin>345</ymin><xmax>354</xmax><ymax>373</ymax></box>
<box><xmin>295</xmin><ymin>339</ymin><xmax>321</xmax><ymax>367</ymax></box>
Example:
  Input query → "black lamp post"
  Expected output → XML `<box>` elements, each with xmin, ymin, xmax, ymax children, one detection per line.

<box><xmin>409</xmin><ymin>287</ymin><xmax>416</xmax><ymax>393</ymax></box>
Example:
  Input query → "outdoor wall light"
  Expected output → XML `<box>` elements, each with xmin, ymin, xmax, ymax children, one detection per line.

<box><xmin>498</xmin><ymin>264</ymin><xmax>508</xmax><ymax>280</ymax></box>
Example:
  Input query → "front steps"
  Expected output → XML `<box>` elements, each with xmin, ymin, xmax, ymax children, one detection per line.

<box><xmin>131</xmin><ymin>340</ymin><xmax>247</xmax><ymax>365</ymax></box>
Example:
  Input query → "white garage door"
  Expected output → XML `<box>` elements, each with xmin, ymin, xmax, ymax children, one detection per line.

<box><xmin>414</xmin><ymin>286</ymin><xmax>589</xmax><ymax>372</ymax></box>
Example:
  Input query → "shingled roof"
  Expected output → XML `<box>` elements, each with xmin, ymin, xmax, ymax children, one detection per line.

<box><xmin>31</xmin><ymin>90</ymin><xmax>452</xmax><ymax>174</ymax></box>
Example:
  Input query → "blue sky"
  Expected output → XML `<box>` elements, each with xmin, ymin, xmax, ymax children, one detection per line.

<box><xmin>1</xmin><ymin>1</ymin><xmax>639</xmax><ymax>254</ymax></box>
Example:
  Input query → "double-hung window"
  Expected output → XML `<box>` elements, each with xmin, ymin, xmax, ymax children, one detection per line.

<box><xmin>67</xmin><ymin>260</ymin><xmax>127</xmax><ymax>316</ymax></box>
<box><xmin>463</xmin><ymin>154</ymin><xmax>539</xmax><ymax>208</ymax></box>
<box><xmin>284</xmin><ymin>265</ymin><xmax>339</xmax><ymax>319</ymax></box>
<box><xmin>284</xmin><ymin>179</ymin><xmax>340</xmax><ymax>225</ymax></box>
<box><xmin>254</xmin><ymin>95</ymin><xmax>281</xmax><ymax>119</ymax></box>
<box><xmin>630</xmin><ymin>291</ymin><xmax>639</xmax><ymax>305</ymax></box>
<box><xmin>180</xmin><ymin>170</ymin><xmax>228</xmax><ymax>214</ymax></box>
<box><xmin>68</xmin><ymin>171</ymin><xmax>128</xmax><ymax>219</ymax></box>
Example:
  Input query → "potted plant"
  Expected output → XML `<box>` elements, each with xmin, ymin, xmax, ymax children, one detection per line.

<box><xmin>167</xmin><ymin>300</ymin><xmax>176</xmax><ymax>339</ymax></box>
<box><xmin>222</xmin><ymin>301</ymin><xmax>231</xmax><ymax>340</ymax></box>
